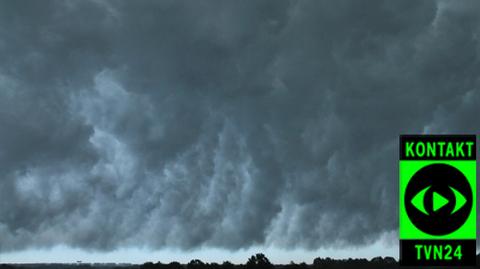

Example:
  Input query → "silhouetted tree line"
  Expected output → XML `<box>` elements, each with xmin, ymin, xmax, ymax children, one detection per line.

<box><xmin>2</xmin><ymin>253</ymin><xmax>480</xmax><ymax>269</ymax></box>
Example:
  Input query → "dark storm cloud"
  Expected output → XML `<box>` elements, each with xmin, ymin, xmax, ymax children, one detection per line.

<box><xmin>1</xmin><ymin>0</ymin><xmax>480</xmax><ymax>252</ymax></box>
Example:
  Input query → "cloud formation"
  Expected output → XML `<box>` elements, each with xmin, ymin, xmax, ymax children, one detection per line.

<box><xmin>0</xmin><ymin>0</ymin><xmax>480</xmax><ymax>252</ymax></box>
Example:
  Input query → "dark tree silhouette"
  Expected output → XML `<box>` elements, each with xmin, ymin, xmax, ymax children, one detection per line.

<box><xmin>187</xmin><ymin>260</ymin><xmax>205</xmax><ymax>269</ymax></box>
<box><xmin>168</xmin><ymin>261</ymin><xmax>183</xmax><ymax>269</ymax></box>
<box><xmin>284</xmin><ymin>261</ymin><xmax>308</xmax><ymax>269</ymax></box>
<box><xmin>246</xmin><ymin>253</ymin><xmax>274</xmax><ymax>269</ymax></box>
<box><xmin>221</xmin><ymin>261</ymin><xmax>234</xmax><ymax>269</ymax></box>
<box><xmin>3</xmin><ymin>253</ymin><xmax>480</xmax><ymax>269</ymax></box>
<box><xmin>208</xmin><ymin>262</ymin><xmax>220</xmax><ymax>269</ymax></box>
<box><xmin>141</xmin><ymin>262</ymin><xmax>156</xmax><ymax>269</ymax></box>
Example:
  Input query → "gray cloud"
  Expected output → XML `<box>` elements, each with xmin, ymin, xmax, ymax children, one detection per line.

<box><xmin>0</xmin><ymin>0</ymin><xmax>480</xmax><ymax>253</ymax></box>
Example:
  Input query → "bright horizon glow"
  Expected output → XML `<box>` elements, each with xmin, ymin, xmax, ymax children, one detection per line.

<box><xmin>0</xmin><ymin>236</ymin><xmax>397</xmax><ymax>264</ymax></box>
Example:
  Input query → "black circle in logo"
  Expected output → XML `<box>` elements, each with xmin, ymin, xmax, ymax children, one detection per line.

<box><xmin>405</xmin><ymin>163</ymin><xmax>472</xmax><ymax>236</ymax></box>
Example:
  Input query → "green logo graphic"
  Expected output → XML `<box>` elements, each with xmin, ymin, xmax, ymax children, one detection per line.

<box><xmin>400</xmin><ymin>161</ymin><xmax>476</xmax><ymax>239</ymax></box>
<box><xmin>410</xmin><ymin>185</ymin><xmax>468</xmax><ymax>216</ymax></box>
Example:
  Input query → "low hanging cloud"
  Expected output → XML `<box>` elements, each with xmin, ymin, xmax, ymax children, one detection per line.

<box><xmin>1</xmin><ymin>0</ymin><xmax>480</xmax><ymax>252</ymax></box>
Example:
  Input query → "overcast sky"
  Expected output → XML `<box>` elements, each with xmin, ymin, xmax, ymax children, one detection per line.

<box><xmin>1</xmin><ymin>0</ymin><xmax>480</xmax><ymax>264</ymax></box>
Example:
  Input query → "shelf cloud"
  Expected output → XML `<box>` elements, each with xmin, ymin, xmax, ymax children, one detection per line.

<box><xmin>0</xmin><ymin>0</ymin><xmax>479</xmax><ymax>252</ymax></box>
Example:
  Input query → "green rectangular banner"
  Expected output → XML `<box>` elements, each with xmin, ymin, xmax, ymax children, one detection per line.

<box><xmin>399</xmin><ymin>135</ymin><xmax>476</xmax><ymax>266</ymax></box>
